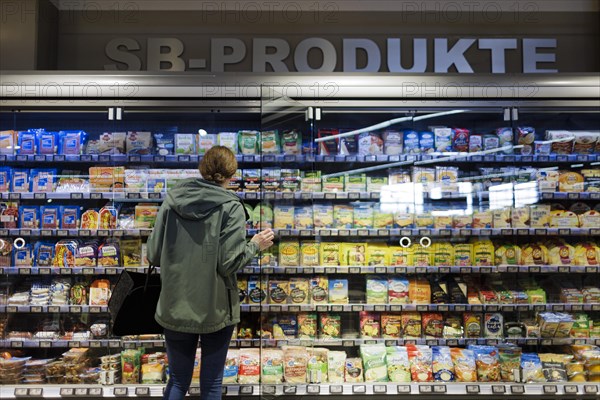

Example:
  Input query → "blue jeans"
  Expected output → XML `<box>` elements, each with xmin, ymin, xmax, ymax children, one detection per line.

<box><xmin>163</xmin><ymin>325</ymin><xmax>235</xmax><ymax>400</ymax></box>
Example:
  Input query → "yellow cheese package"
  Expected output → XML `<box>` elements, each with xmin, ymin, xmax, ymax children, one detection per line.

<box><xmin>472</xmin><ymin>239</ymin><xmax>495</xmax><ymax>266</ymax></box>
<box><xmin>329</xmin><ymin>279</ymin><xmax>349</xmax><ymax>304</ymax></box>
<box><xmin>453</xmin><ymin>214</ymin><xmax>473</xmax><ymax>229</ymax></box>
<box><xmin>300</xmin><ymin>241</ymin><xmax>320</xmax><ymax>266</ymax></box>
<box><xmin>252</xmin><ymin>203</ymin><xmax>274</xmax><ymax>229</ymax></box>
<box><xmin>279</xmin><ymin>240</ymin><xmax>300</xmax><ymax>267</ymax></box>
<box><xmin>579</xmin><ymin>210</ymin><xmax>600</xmax><ymax>228</ymax></box>
<box><xmin>536</xmin><ymin>170</ymin><xmax>559</xmax><ymax>192</ymax></box>
<box><xmin>322</xmin><ymin>176</ymin><xmax>344</xmax><ymax>192</ymax></box>
<box><xmin>472</xmin><ymin>210</ymin><xmax>493</xmax><ymax>228</ymax></box>
<box><xmin>550</xmin><ymin>210</ymin><xmax>580</xmax><ymax>228</ymax></box>
<box><xmin>273</xmin><ymin>204</ymin><xmax>295</xmax><ymax>229</ymax></box>
<box><xmin>413</xmin><ymin>244</ymin><xmax>432</xmax><ymax>267</ymax></box>
<box><xmin>453</xmin><ymin>244</ymin><xmax>473</xmax><ymax>267</ymax></box>
<box><xmin>530</xmin><ymin>205</ymin><xmax>551</xmax><ymax>228</ymax></box>
<box><xmin>373</xmin><ymin>207</ymin><xmax>394</xmax><ymax>229</ymax></box>
<box><xmin>574</xmin><ymin>243</ymin><xmax>600</xmax><ymax>266</ymax></box>
<box><xmin>495</xmin><ymin>244</ymin><xmax>521</xmax><ymax>265</ymax></box>
<box><xmin>415</xmin><ymin>212</ymin><xmax>434</xmax><ymax>228</ymax></box>
<box><xmin>294</xmin><ymin>205</ymin><xmax>314</xmax><ymax>229</ymax></box>
<box><xmin>492</xmin><ymin>208</ymin><xmax>511</xmax><ymax>228</ymax></box>
<box><xmin>248</xmin><ymin>275</ymin><xmax>268</xmax><ymax>304</ymax></box>
<box><xmin>134</xmin><ymin>204</ymin><xmax>160</xmax><ymax>229</ymax></box>
<box><xmin>548</xmin><ymin>242</ymin><xmax>575</xmax><ymax>265</ymax></box>
<box><xmin>434</xmin><ymin>215</ymin><xmax>453</xmax><ymax>229</ymax></box>
<box><xmin>320</xmin><ymin>242</ymin><xmax>341</xmax><ymax>266</ymax></box>
<box><xmin>394</xmin><ymin>212</ymin><xmax>414</xmax><ymax>228</ymax></box>
<box><xmin>89</xmin><ymin>166</ymin><xmax>125</xmax><ymax>192</ymax></box>
<box><xmin>238</xmin><ymin>277</ymin><xmax>248</xmax><ymax>304</ymax></box>
<box><xmin>310</xmin><ymin>276</ymin><xmax>329</xmax><ymax>304</ymax></box>
<box><xmin>120</xmin><ymin>239</ymin><xmax>142</xmax><ymax>267</ymax></box>
<box><xmin>389</xmin><ymin>246</ymin><xmax>413</xmax><ymax>266</ymax></box>
<box><xmin>408</xmin><ymin>277</ymin><xmax>431</xmax><ymax>304</ymax></box>
<box><xmin>433</xmin><ymin>242</ymin><xmax>454</xmax><ymax>267</ymax></box>
<box><xmin>366</xmin><ymin>243</ymin><xmax>388</xmax><ymax>266</ymax></box>
<box><xmin>268</xmin><ymin>279</ymin><xmax>290</xmax><ymax>304</ymax></box>
<box><xmin>511</xmin><ymin>207</ymin><xmax>530</xmax><ymax>228</ymax></box>
<box><xmin>288</xmin><ymin>277</ymin><xmax>310</xmax><ymax>304</ymax></box>
<box><xmin>559</xmin><ymin>172</ymin><xmax>585</xmax><ymax>192</ymax></box>
<box><xmin>353</xmin><ymin>202</ymin><xmax>374</xmax><ymax>229</ymax></box>
<box><xmin>520</xmin><ymin>243</ymin><xmax>549</xmax><ymax>265</ymax></box>
<box><xmin>340</xmin><ymin>243</ymin><xmax>366</xmax><ymax>266</ymax></box>
<box><xmin>333</xmin><ymin>205</ymin><xmax>353</xmax><ymax>229</ymax></box>
<box><xmin>411</xmin><ymin>167</ymin><xmax>435</xmax><ymax>191</ymax></box>
<box><xmin>313</xmin><ymin>203</ymin><xmax>334</xmax><ymax>228</ymax></box>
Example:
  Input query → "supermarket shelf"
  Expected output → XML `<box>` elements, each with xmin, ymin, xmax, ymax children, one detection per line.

<box><xmin>1</xmin><ymin>153</ymin><xmax>597</xmax><ymax>165</ymax></box>
<box><xmin>3</xmin><ymin>265</ymin><xmax>598</xmax><ymax>276</ymax></box>
<box><xmin>4</xmin><ymin>190</ymin><xmax>600</xmax><ymax>202</ymax></box>
<box><xmin>240</xmin><ymin>303</ymin><xmax>600</xmax><ymax>313</ymax></box>
<box><xmin>0</xmin><ymin>383</ymin><xmax>598</xmax><ymax>398</ymax></box>
<box><xmin>0</xmin><ymin>338</ymin><xmax>121</xmax><ymax>349</ymax></box>
<box><xmin>0</xmin><ymin>305</ymin><xmax>108</xmax><ymax>313</ymax></box>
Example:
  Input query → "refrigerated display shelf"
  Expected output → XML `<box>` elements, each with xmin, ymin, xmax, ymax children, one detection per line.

<box><xmin>0</xmin><ymin>383</ymin><xmax>598</xmax><ymax>398</ymax></box>
<box><xmin>0</xmin><ymin>305</ymin><xmax>108</xmax><ymax>313</ymax></box>
<box><xmin>3</xmin><ymin>227</ymin><xmax>598</xmax><ymax>238</ymax></box>
<box><xmin>239</xmin><ymin>303</ymin><xmax>600</xmax><ymax>313</ymax></box>
<box><xmin>3</xmin><ymin>265</ymin><xmax>598</xmax><ymax>276</ymax></box>
<box><xmin>3</xmin><ymin>190</ymin><xmax>600</xmax><ymax>202</ymax></box>
<box><xmin>0</xmin><ymin>153</ymin><xmax>597</xmax><ymax>165</ymax></box>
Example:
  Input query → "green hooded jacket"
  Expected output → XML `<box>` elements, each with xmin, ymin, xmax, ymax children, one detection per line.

<box><xmin>146</xmin><ymin>178</ymin><xmax>258</xmax><ymax>334</ymax></box>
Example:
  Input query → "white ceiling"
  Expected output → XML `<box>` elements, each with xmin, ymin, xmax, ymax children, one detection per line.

<box><xmin>49</xmin><ymin>0</ymin><xmax>599</xmax><ymax>12</ymax></box>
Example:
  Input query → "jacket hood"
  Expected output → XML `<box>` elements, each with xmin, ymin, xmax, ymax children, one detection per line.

<box><xmin>166</xmin><ymin>178</ymin><xmax>240</xmax><ymax>220</ymax></box>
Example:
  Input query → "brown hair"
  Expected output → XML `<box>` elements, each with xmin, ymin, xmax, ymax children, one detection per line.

<box><xmin>200</xmin><ymin>146</ymin><xmax>238</xmax><ymax>184</ymax></box>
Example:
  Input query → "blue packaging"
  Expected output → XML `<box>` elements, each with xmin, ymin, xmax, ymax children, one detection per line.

<box><xmin>34</xmin><ymin>242</ymin><xmax>55</xmax><ymax>267</ymax></box>
<box><xmin>17</xmin><ymin>131</ymin><xmax>37</xmax><ymax>155</ymax></box>
<box><xmin>19</xmin><ymin>205</ymin><xmax>39</xmax><ymax>228</ymax></box>
<box><xmin>38</xmin><ymin>131</ymin><xmax>57</xmax><ymax>154</ymax></box>
<box><xmin>40</xmin><ymin>205</ymin><xmax>60</xmax><ymax>229</ymax></box>
<box><xmin>273</xmin><ymin>314</ymin><xmax>298</xmax><ymax>339</ymax></box>
<box><xmin>419</xmin><ymin>131</ymin><xmax>435</xmax><ymax>154</ymax></box>
<box><xmin>11</xmin><ymin>168</ymin><xmax>30</xmax><ymax>192</ymax></box>
<box><xmin>403</xmin><ymin>130</ymin><xmax>420</xmax><ymax>154</ymax></box>
<box><xmin>14</xmin><ymin>243</ymin><xmax>33</xmax><ymax>267</ymax></box>
<box><xmin>0</xmin><ymin>167</ymin><xmax>11</xmax><ymax>192</ymax></box>
<box><xmin>58</xmin><ymin>130</ymin><xmax>87</xmax><ymax>155</ymax></box>
<box><xmin>153</xmin><ymin>133</ymin><xmax>175</xmax><ymax>155</ymax></box>
<box><xmin>30</xmin><ymin>168</ymin><xmax>57</xmax><ymax>192</ymax></box>
<box><xmin>59</xmin><ymin>206</ymin><xmax>80</xmax><ymax>229</ymax></box>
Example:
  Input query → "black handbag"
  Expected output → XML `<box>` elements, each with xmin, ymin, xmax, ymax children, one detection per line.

<box><xmin>108</xmin><ymin>265</ymin><xmax>163</xmax><ymax>336</ymax></box>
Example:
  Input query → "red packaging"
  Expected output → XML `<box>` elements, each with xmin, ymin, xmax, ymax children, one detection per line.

<box><xmin>452</xmin><ymin>128</ymin><xmax>470</xmax><ymax>152</ymax></box>
<box><xmin>359</xmin><ymin>311</ymin><xmax>381</xmax><ymax>338</ymax></box>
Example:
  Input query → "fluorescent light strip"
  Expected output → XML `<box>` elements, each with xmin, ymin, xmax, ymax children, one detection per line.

<box><xmin>313</xmin><ymin>110</ymin><xmax>466</xmax><ymax>143</ymax></box>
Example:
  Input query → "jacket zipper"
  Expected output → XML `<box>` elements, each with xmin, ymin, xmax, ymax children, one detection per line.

<box><xmin>227</xmin><ymin>289</ymin><xmax>233</xmax><ymax>321</ymax></box>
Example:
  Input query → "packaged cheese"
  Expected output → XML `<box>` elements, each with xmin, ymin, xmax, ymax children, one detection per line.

<box><xmin>322</xmin><ymin>176</ymin><xmax>344</xmax><ymax>192</ymax></box>
<box><xmin>548</xmin><ymin>242</ymin><xmax>575</xmax><ymax>265</ymax></box>
<box><xmin>333</xmin><ymin>205</ymin><xmax>353</xmax><ymax>229</ymax></box>
<box><xmin>279</xmin><ymin>241</ymin><xmax>300</xmax><ymax>267</ymax></box>
<box><xmin>472</xmin><ymin>240</ymin><xmax>495</xmax><ymax>266</ymax></box>
<box><xmin>413</xmin><ymin>244</ymin><xmax>431</xmax><ymax>267</ymax></box>
<box><xmin>366</xmin><ymin>243</ymin><xmax>388</xmax><ymax>266</ymax></box>
<box><xmin>579</xmin><ymin>210</ymin><xmax>600</xmax><ymax>228</ymax></box>
<box><xmin>433</xmin><ymin>127</ymin><xmax>453</xmax><ymax>152</ymax></box>
<box><xmin>294</xmin><ymin>205</ymin><xmax>314</xmax><ymax>229</ymax></box>
<box><xmin>345</xmin><ymin>174</ymin><xmax>366</xmax><ymax>192</ymax></box>
<box><xmin>268</xmin><ymin>280</ymin><xmax>289</xmax><ymax>304</ymax></box>
<box><xmin>574</xmin><ymin>243</ymin><xmax>599</xmax><ymax>266</ymax></box>
<box><xmin>453</xmin><ymin>214</ymin><xmax>473</xmax><ymax>229</ymax></box>
<box><xmin>310</xmin><ymin>276</ymin><xmax>329</xmax><ymax>304</ymax></box>
<box><xmin>373</xmin><ymin>207</ymin><xmax>394</xmax><ymax>229</ymax></box>
<box><xmin>472</xmin><ymin>210</ymin><xmax>493</xmax><ymax>228</ymax></box>
<box><xmin>381</xmin><ymin>314</ymin><xmax>403</xmax><ymax>338</ymax></box>
<box><xmin>353</xmin><ymin>202</ymin><xmax>374</xmax><ymax>229</ymax></box>
<box><xmin>388</xmin><ymin>277</ymin><xmax>409</xmax><ymax>304</ymax></box>
<box><xmin>313</xmin><ymin>203</ymin><xmax>334</xmax><ymax>228</ymax></box>
<box><xmin>492</xmin><ymin>208</ymin><xmax>511</xmax><ymax>228</ymax></box>
<box><xmin>320</xmin><ymin>242</ymin><xmax>341</xmax><ymax>266</ymax></box>
<box><xmin>520</xmin><ymin>243</ymin><xmax>549</xmax><ymax>265</ymax></box>
<box><xmin>389</xmin><ymin>246</ymin><xmax>412</xmax><ymax>266</ymax></box>
<box><xmin>329</xmin><ymin>279</ymin><xmax>349</xmax><ymax>304</ymax></box>
<box><xmin>197</xmin><ymin>133</ymin><xmax>217</xmax><ymax>154</ymax></box>
<box><xmin>511</xmin><ymin>207</ymin><xmax>530</xmax><ymax>228</ymax></box>
<box><xmin>175</xmin><ymin>133</ymin><xmax>196</xmax><ymax>155</ymax></box>
<box><xmin>454</xmin><ymin>244</ymin><xmax>473</xmax><ymax>267</ymax></box>
<box><xmin>394</xmin><ymin>212</ymin><xmax>414</xmax><ymax>228</ymax></box>
<box><xmin>550</xmin><ymin>210</ymin><xmax>579</xmax><ymax>227</ymax></box>
<box><xmin>415</xmin><ymin>212</ymin><xmax>434</xmax><ymax>228</ymax></box>
<box><xmin>530</xmin><ymin>205</ymin><xmax>551</xmax><ymax>228</ymax></box>
<box><xmin>340</xmin><ymin>243</ymin><xmax>366</xmax><ymax>266</ymax></box>
<box><xmin>559</xmin><ymin>172</ymin><xmax>585</xmax><ymax>192</ymax></box>
<box><xmin>495</xmin><ymin>244</ymin><xmax>521</xmax><ymax>265</ymax></box>
<box><xmin>218</xmin><ymin>132</ymin><xmax>238</xmax><ymax>153</ymax></box>
<box><xmin>366</xmin><ymin>276</ymin><xmax>388</xmax><ymax>304</ymax></box>
<box><xmin>434</xmin><ymin>215</ymin><xmax>453</xmax><ymax>229</ymax></box>
<box><xmin>433</xmin><ymin>242</ymin><xmax>454</xmax><ymax>267</ymax></box>
<box><xmin>288</xmin><ymin>278</ymin><xmax>309</xmax><ymax>304</ymax></box>
<box><xmin>409</xmin><ymin>277</ymin><xmax>431</xmax><ymax>304</ymax></box>
<box><xmin>300</xmin><ymin>241</ymin><xmax>319</xmax><ymax>266</ymax></box>
<box><xmin>273</xmin><ymin>204</ymin><xmax>294</xmax><ymax>229</ymax></box>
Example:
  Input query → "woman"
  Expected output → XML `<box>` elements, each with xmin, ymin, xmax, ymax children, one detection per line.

<box><xmin>147</xmin><ymin>146</ymin><xmax>274</xmax><ymax>400</ymax></box>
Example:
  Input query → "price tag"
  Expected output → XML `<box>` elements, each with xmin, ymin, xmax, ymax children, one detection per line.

<box><xmin>454</xmin><ymin>305</ymin><xmax>466</xmax><ymax>312</ymax></box>
<box><xmin>60</xmin><ymin>388</ymin><xmax>75</xmax><ymax>396</ymax></box>
<box><xmin>11</xmin><ymin>341</ymin><xmax>23</xmax><ymax>348</ymax></box>
<box><xmin>352</xmin><ymin>385</ymin><xmax>366</xmax><ymax>394</ymax></box>
<box><xmin>283</xmin><ymin>386</ymin><xmax>297</xmax><ymax>394</ymax></box>
<box><xmin>564</xmin><ymin>385</ymin><xmax>578</xmax><ymax>394</ymax></box>
<box><xmin>148</xmin><ymin>192</ymin><xmax>162</xmax><ymax>199</ymax></box>
<box><xmin>90</xmin><ymin>193</ymin><xmax>102</xmax><ymax>199</ymax></box>
<box><xmin>135</xmin><ymin>387</ymin><xmax>150</xmax><ymax>396</ymax></box>
<box><xmin>90</xmin><ymin>340</ymin><xmax>102</xmax><ymax>348</ymax></box>
<box><xmin>114</xmin><ymin>387</ymin><xmax>128</xmax><ymax>396</ymax></box>
<box><xmin>262</xmin><ymin>385</ymin><xmax>276</xmax><ymax>395</ymax></box>
<box><xmin>416</xmin><ymin>267</ymin><xmax>427</xmax><ymax>274</ymax></box>
<box><xmin>552</xmin><ymin>304</ymin><xmax>565</xmax><ymax>312</ymax></box>
<box><xmin>178</xmin><ymin>155</ymin><xmax>190</xmax><ymax>162</ymax></box>
<box><xmin>487</xmin><ymin>305</ymin><xmax>499</xmax><ymax>312</ymax></box>
<box><xmin>70</xmin><ymin>306</ymin><xmax>82</xmax><ymax>313</ymax></box>
<box><xmin>517</xmin><ymin>305</ymin><xmax>529</xmax><ymax>312</ymax></box>
<box><xmin>307</xmin><ymin>385</ymin><xmax>320</xmax><ymax>394</ymax></box>
<box><xmin>19</xmin><ymin>268</ymin><xmax>31</xmax><ymax>275</ymax></box>
<box><xmin>39</xmin><ymin>340</ymin><xmax>52</xmax><ymax>348</ymax></box>
<box><xmin>264</xmin><ymin>192</ymin><xmax>275</xmax><ymax>200</ymax></box>
<box><xmin>585</xmin><ymin>385</ymin><xmax>599</xmax><ymax>393</ymax></box>
<box><xmin>109</xmin><ymin>340</ymin><xmax>121</xmax><ymax>348</ymax></box>
<box><xmin>14</xmin><ymin>388</ymin><xmax>29</xmax><ymax>397</ymax></box>
<box><xmin>70</xmin><ymin>192</ymin><xmax>83</xmax><ymax>199</ymax></box>
<box><xmin>30</xmin><ymin>306</ymin><xmax>42</xmax><ymax>313</ymax></box>
<box><xmin>502</xmin><ymin>305</ymin><xmax>515</xmax><ymax>312</ymax></box>
<box><xmin>397</xmin><ymin>385</ymin><xmax>411</xmax><ymax>394</ymax></box>
<box><xmin>127</xmin><ymin>192</ymin><xmax>141</xmax><ymax>199</ymax></box>
<box><xmin>466</xmin><ymin>385</ymin><xmax>480</xmax><ymax>393</ymax></box>
<box><xmin>79</xmin><ymin>229</ymin><xmax>91</xmax><ymax>237</ymax></box>
<box><xmin>433</xmin><ymin>385</ymin><xmax>446</xmax><ymax>393</ymax></box>
<box><xmin>350</xmin><ymin>305</ymin><xmax>363</xmax><ymax>312</ymax></box>
<box><xmin>48</xmin><ymin>306</ymin><xmax>60</xmax><ymax>313</ymax></box>
<box><xmin>439</xmin><ymin>267</ymin><xmax>450</xmax><ymax>274</ymax></box>
<box><xmin>239</xmin><ymin>385</ymin><xmax>254</xmax><ymax>395</ymax></box>
<box><xmin>501</xmin><ymin>229</ymin><xmax>513</xmax><ymax>236</ymax></box>
<box><xmin>492</xmin><ymin>385</ymin><xmax>506</xmax><ymax>394</ymax></box>
<box><xmin>480</xmin><ymin>229</ymin><xmax>492</xmax><ymax>236</ymax></box>
<box><xmin>471</xmin><ymin>305</ymin><xmax>483</xmax><ymax>312</ymax></box>
<box><xmin>586</xmin><ymin>266</ymin><xmax>597</xmax><ymax>273</ymax></box>
<box><xmin>419</xmin><ymin>385</ymin><xmax>433</xmax><ymax>393</ymax></box>
<box><xmin>373</xmin><ymin>305</ymin><xmax>386</xmax><ymax>312</ymax></box>
<box><xmin>75</xmin><ymin>388</ymin><xmax>89</xmax><ymax>396</ymax></box>
<box><xmin>327</xmin><ymin>385</ymin><xmax>342</xmax><ymax>394</ymax></box>
<box><xmin>7</xmin><ymin>305</ymin><xmax>17</xmax><ymax>313</ymax></box>
<box><xmin>460</xmin><ymin>267</ymin><xmax>470</xmax><ymax>274</ymax></box>
<box><xmin>543</xmin><ymin>385</ymin><xmax>557</xmax><ymax>394</ymax></box>
<box><xmin>19</xmin><ymin>229</ymin><xmax>31</xmax><ymax>236</ymax></box>
<box><xmin>427</xmin><ymin>339</ymin><xmax>438</xmax><ymax>346</ymax></box>
<box><xmin>349</xmin><ymin>267</ymin><xmax>360</xmax><ymax>274</ymax></box>
<box><xmin>534</xmin><ymin>304</ymin><xmax>546</xmax><ymax>311</ymax></box>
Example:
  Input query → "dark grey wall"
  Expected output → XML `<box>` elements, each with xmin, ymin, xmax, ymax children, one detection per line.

<box><xmin>0</xmin><ymin>0</ymin><xmax>39</xmax><ymax>70</ymax></box>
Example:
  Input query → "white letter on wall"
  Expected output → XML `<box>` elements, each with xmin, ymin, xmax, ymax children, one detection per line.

<box><xmin>387</xmin><ymin>38</ymin><xmax>427</xmax><ymax>73</ymax></box>
<box><xmin>294</xmin><ymin>38</ymin><xmax>337</xmax><ymax>72</ymax></box>
<box><xmin>253</xmin><ymin>38</ymin><xmax>290</xmax><ymax>72</ymax></box>
<box><xmin>434</xmin><ymin>38</ymin><xmax>476</xmax><ymax>73</ymax></box>
<box><xmin>211</xmin><ymin>38</ymin><xmax>247</xmax><ymax>72</ymax></box>
<box><xmin>343</xmin><ymin>39</ymin><xmax>381</xmax><ymax>72</ymax></box>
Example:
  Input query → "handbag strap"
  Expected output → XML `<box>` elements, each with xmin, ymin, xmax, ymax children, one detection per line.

<box><xmin>144</xmin><ymin>265</ymin><xmax>158</xmax><ymax>292</ymax></box>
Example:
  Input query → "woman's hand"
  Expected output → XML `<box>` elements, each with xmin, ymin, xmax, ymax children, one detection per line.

<box><xmin>251</xmin><ymin>228</ymin><xmax>275</xmax><ymax>251</ymax></box>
